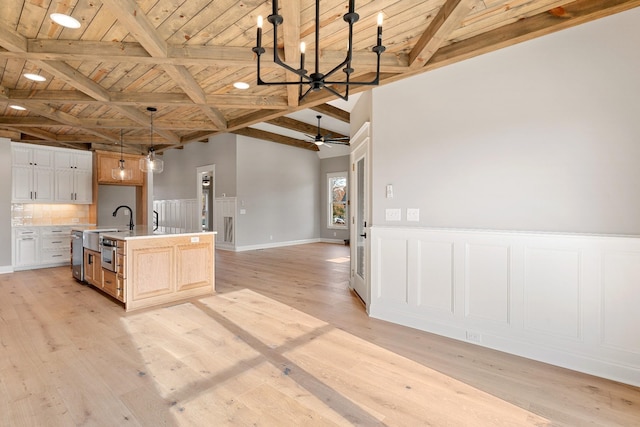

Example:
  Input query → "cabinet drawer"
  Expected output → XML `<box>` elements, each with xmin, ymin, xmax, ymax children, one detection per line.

<box><xmin>15</xmin><ymin>228</ymin><xmax>38</xmax><ymax>237</ymax></box>
<box><xmin>41</xmin><ymin>237</ymin><xmax>70</xmax><ymax>250</ymax></box>
<box><xmin>102</xmin><ymin>269</ymin><xmax>125</xmax><ymax>302</ymax></box>
<box><xmin>40</xmin><ymin>249</ymin><xmax>68</xmax><ymax>264</ymax></box>
<box><xmin>41</xmin><ymin>227</ymin><xmax>70</xmax><ymax>237</ymax></box>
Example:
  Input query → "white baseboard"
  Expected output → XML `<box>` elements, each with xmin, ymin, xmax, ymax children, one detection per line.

<box><xmin>235</xmin><ymin>238</ymin><xmax>321</xmax><ymax>252</ymax></box>
<box><xmin>319</xmin><ymin>238</ymin><xmax>348</xmax><ymax>245</ymax></box>
<box><xmin>0</xmin><ymin>265</ymin><xmax>14</xmax><ymax>274</ymax></box>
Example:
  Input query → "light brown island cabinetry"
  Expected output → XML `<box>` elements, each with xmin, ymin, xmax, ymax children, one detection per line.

<box><xmin>97</xmin><ymin>231</ymin><xmax>215</xmax><ymax>311</ymax></box>
<box><xmin>83</xmin><ymin>249</ymin><xmax>101</xmax><ymax>287</ymax></box>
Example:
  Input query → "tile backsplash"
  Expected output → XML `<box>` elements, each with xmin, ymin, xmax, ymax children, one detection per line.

<box><xmin>12</xmin><ymin>204</ymin><xmax>90</xmax><ymax>226</ymax></box>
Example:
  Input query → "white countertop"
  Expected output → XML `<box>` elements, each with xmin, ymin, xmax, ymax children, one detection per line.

<box><xmin>100</xmin><ymin>229</ymin><xmax>216</xmax><ymax>241</ymax></box>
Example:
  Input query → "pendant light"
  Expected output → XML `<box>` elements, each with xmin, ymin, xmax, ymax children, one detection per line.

<box><xmin>112</xmin><ymin>129</ymin><xmax>132</xmax><ymax>180</ymax></box>
<box><xmin>139</xmin><ymin>107</ymin><xmax>164</xmax><ymax>173</ymax></box>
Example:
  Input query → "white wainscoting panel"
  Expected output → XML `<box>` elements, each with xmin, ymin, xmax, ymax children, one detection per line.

<box><xmin>370</xmin><ymin>226</ymin><xmax>640</xmax><ymax>386</ymax></box>
<box><xmin>524</xmin><ymin>247</ymin><xmax>581</xmax><ymax>340</ymax></box>
<box><xmin>153</xmin><ymin>199</ymin><xmax>198</xmax><ymax>233</ymax></box>
<box><xmin>465</xmin><ymin>243</ymin><xmax>510</xmax><ymax>325</ymax></box>
<box><xmin>377</xmin><ymin>238</ymin><xmax>408</xmax><ymax>305</ymax></box>
<box><xmin>602</xmin><ymin>250</ymin><xmax>640</xmax><ymax>354</ymax></box>
<box><xmin>416</xmin><ymin>240</ymin><xmax>454</xmax><ymax>314</ymax></box>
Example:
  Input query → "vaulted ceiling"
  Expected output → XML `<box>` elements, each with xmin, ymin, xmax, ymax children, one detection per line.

<box><xmin>0</xmin><ymin>0</ymin><xmax>637</xmax><ymax>155</ymax></box>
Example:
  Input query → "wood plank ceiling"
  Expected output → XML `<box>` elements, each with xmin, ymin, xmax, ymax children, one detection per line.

<box><xmin>0</xmin><ymin>0</ymin><xmax>638</xmax><ymax>155</ymax></box>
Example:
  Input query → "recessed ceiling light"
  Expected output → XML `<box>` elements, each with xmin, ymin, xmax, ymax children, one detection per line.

<box><xmin>10</xmin><ymin>105</ymin><xmax>27</xmax><ymax>111</ymax></box>
<box><xmin>23</xmin><ymin>73</ymin><xmax>47</xmax><ymax>82</ymax></box>
<box><xmin>50</xmin><ymin>13</ymin><xmax>81</xmax><ymax>29</ymax></box>
<box><xmin>233</xmin><ymin>82</ymin><xmax>250</xmax><ymax>90</ymax></box>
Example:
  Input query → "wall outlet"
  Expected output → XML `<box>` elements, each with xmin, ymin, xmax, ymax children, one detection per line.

<box><xmin>385</xmin><ymin>208</ymin><xmax>401</xmax><ymax>221</ymax></box>
<box><xmin>407</xmin><ymin>208</ymin><xmax>420</xmax><ymax>222</ymax></box>
<box><xmin>269</xmin><ymin>235</ymin><xmax>273</xmax><ymax>240</ymax></box>
<box><xmin>466</xmin><ymin>331</ymin><xmax>482</xmax><ymax>343</ymax></box>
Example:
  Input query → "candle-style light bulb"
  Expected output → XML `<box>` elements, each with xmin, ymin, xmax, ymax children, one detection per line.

<box><xmin>377</xmin><ymin>13</ymin><xmax>383</xmax><ymax>46</ymax></box>
<box><xmin>377</xmin><ymin>12</ymin><xmax>384</xmax><ymax>26</ymax></box>
<box><xmin>299</xmin><ymin>42</ymin><xmax>306</xmax><ymax>72</ymax></box>
<box><xmin>256</xmin><ymin>15</ymin><xmax>263</xmax><ymax>49</ymax></box>
<box><xmin>300</xmin><ymin>42</ymin><xmax>305</xmax><ymax>54</ymax></box>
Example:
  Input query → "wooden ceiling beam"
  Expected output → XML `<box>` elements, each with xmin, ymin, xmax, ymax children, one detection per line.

<box><xmin>101</xmin><ymin>0</ymin><xmax>227</xmax><ymax>130</ymax></box>
<box><xmin>0</xmin><ymin>22</ymin><xmax>180</xmax><ymax>144</ymax></box>
<box><xmin>16</xmin><ymin>101</ymin><xmax>118</xmax><ymax>143</ymax></box>
<box><xmin>99</xmin><ymin>0</ymin><xmax>167</xmax><ymax>57</ymax></box>
<box><xmin>5</xmin><ymin>89</ymin><xmax>289</xmax><ymax>109</ymax></box>
<box><xmin>396</xmin><ymin>0</ymin><xmax>640</xmax><ymax>84</ymax></box>
<box><xmin>232</xmin><ymin>127</ymin><xmax>319</xmax><ymax>151</ymax></box>
<box><xmin>409</xmin><ymin>0</ymin><xmax>480</xmax><ymax>69</ymax></box>
<box><xmin>311</xmin><ymin>104</ymin><xmax>350</xmax><ymax>122</ymax></box>
<box><xmin>0</xmin><ymin>116</ymin><xmax>218</xmax><ymax>130</ymax></box>
<box><xmin>266</xmin><ymin>116</ymin><xmax>348</xmax><ymax>140</ymax></box>
<box><xmin>5</xmin><ymin>40</ymin><xmax>409</xmax><ymax>72</ymax></box>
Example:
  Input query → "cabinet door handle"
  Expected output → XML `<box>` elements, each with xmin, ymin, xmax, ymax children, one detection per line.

<box><xmin>34</xmin><ymin>191</ymin><xmax>37</xmax><ymax>199</ymax></box>
<box><xmin>30</xmin><ymin>191</ymin><xmax>33</xmax><ymax>199</ymax></box>
<box><xmin>52</xmin><ymin>254</ymin><xmax>62</xmax><ymax>258</ymax></box>
<box><xmin>51</xmin><ymin>241</ymin><xmax>62</xmax><ymax>244</ymax></box>
<box><xmin>105</xmin><ymin>280</ymin><xmax>112</xmax><ymax>284</ymax></box>
<box><xmin>21</xmin><ymin>237</ymin><xmax>34</xmax><ymax>240</ymax></box>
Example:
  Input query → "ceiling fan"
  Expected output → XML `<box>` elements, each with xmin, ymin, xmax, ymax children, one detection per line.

<box><xmin>305</xmin><ymin>115</ymin><xmax>350</xmax><ymax>147</ymax></box>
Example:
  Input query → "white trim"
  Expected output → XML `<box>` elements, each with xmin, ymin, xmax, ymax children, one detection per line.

<box><xmin>234</xmin><ymin>238</ymin><xmax>321</xmax><ymax>252</ymax></box>
<box><xmin>327</xmin><ymin>171</ymin><xmax>348</xmax><ymax>230</ymax></box>
<box><xmin>0</xmin><ymin>265</ymin><xmax>14</xmax><ymax>274</ymax></box>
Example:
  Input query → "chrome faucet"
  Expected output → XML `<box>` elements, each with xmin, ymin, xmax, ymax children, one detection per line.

<box><xmin>112</xmin><ymin>205</ymin><xmax>134</xmax><ymax>231</ymax></box>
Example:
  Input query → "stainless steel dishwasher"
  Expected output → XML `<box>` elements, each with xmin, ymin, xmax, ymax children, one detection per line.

<box><xmin>71</xmin><ymin>230</ymin><xmax>84</xmax><ymax>281</ymax></box>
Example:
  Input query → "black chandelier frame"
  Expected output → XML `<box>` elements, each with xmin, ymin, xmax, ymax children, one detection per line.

<box><xmin>252</xmin><ymin>0</ymin><xmax>386</xmax><ymax>102</ymax></box>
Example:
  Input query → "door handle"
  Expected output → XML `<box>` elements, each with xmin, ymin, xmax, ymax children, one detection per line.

<box><xmin>360</xmin><ymin>232</ymin><xmax>367</xmax><ymax>238</ymax></box>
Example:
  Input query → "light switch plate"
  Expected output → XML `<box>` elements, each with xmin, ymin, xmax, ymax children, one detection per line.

<box><xmin>240</xmin><ymin>209</ymin><xmax>246</xmax><ymax>214</ymax></box>
<box><xmin>407</xmin><ymin>208</ymin><xmax>420</xmax><ymax>222</ymax></box>
<box><xmin>385</xmin><ymin>208</ymin><xmax>401</xmax><ymax>221</ymax></box>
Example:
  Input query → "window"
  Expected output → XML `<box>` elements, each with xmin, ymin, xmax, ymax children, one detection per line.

<box><xmin>328</xmin><ymin>172</ymin><xmax>348</xmax><ymax>229</ymax></box>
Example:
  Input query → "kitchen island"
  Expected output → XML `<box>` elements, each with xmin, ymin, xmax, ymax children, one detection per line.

<box><xmin>96</xmin><ymin>229</ymin><xmax>216</xmax><ymax>312</ymax></box>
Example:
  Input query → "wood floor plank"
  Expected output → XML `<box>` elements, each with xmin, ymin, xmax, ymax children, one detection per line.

<box><xmin>0</xmin><ymin>243</ymin><xmax>637</xmax><ymax>426</ymax></box>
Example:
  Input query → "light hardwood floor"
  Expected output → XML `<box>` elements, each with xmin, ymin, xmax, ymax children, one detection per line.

<box><xmin>0</xmin><ymin>243</ymin><xmax>638</xmax><ymax>426</ymax></box>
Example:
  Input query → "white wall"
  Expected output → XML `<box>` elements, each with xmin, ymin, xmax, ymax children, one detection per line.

<box><xmin>366</xmin><ymin>8</ymin><xmax>640</xmax><ymax>386</ymax></box>
<box><xmin>0</xmin><ymin>139</ymin><xmax>13</xmax><ymax>271</ymax></box>
<box><xmin>154</xmin><ymin>133</ymin><xmax>237</xmax><ymax>200</ymax></box>
<box><xmin>372</xmin><ymin>8</ymin><xmax>640</xmax><ymax>235</ymax></box>
<box><xmin>235</xmin><ymin>136</ymin><xmax>320</xmax><ymax>248</ymax></box>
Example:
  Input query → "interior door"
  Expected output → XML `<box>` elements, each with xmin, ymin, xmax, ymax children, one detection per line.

<box><xmin>350</xmin><ymin>124</ymin><xmax>370</xmax><ymax>307</ymax></box>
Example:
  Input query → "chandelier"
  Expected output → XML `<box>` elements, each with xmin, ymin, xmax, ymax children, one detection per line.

<box><xmin>252</xmin><ymin>0</ymin><xmax>385</xmax><ymax>102</ymax></box>
<box><xmin>139</xmin><ymin>107</ymin><xmax>164</xmax><ymax>174</ymax></box>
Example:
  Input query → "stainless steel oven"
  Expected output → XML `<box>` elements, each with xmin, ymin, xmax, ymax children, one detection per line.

<box><xmin>101</xmin><ymin>237</ymin><xmax>118</xmax><ymax>272</ymax></box>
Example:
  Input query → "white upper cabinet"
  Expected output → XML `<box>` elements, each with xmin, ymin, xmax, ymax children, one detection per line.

<box><xmin>11</xmin><ymin>143</ymin><xmax>93</xmax><ymax>204</ymax></box>
<box><xmin>54</xmin><ymin>151</ymin><xmax>93</xmax><ymax>203</ymax></box>
<box><xmin>11</xmin><ymin>145</ymin><xmax>54</xmax><ymax>203</ymax></box>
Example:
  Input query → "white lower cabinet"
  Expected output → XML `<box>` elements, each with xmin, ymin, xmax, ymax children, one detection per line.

<box><xmin>14</xmin><ymin>229</ymin><xmax>39</xmax><ymax>267</ymax></box>
<box><xmin>13</xmin><ymin>226</ymin><xmax>71</xmax><ymax>270</ymax></box>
